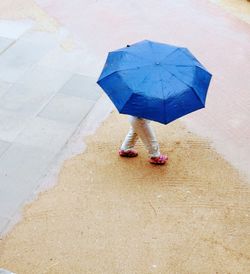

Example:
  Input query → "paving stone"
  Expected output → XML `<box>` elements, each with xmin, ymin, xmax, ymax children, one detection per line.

<box><xmin>0</xmin><ymin>22</ymin><xmax>103</xmax><ymax>230</ymax></box>
<box><xmin>0</xmin><ymin>268</ymin><xmax>15</xmax><ymax>274</ymax></box>
<box><xmin>0</xmin><ymin>174</ymin><xmax>34</xmax><ymax>218</ymax></box>
<box><xmin>0</xmin><ymin>216</ymin><xmax>10</xmax><ymax>236</ymax></box>
<box><xmin>38</xmin><ymin>46</ymin><xmax>83</xmax><ymax>72</ymax></box>
<box><xmin>20</xmin><ymin>28</ymin><xmax>68</xmax><ymax>45</ymax></box>
<box><xmin>0</xmin><ymin>140</ymin><xmax>11</xmax><ymax>157</ymax></box>
<box><xmin>0</xmin><ymin>19</ymin><xmax>33</xmax><ymax>39</ymax></box>
<box><xmin>59</xmin><ymin>74</ymin><xmax>102</xmax><ymax>101</ymax></box>
<box><xmin>0</xmin><ymin>143</ymin><xmax>54</xmax><ymax>184</ymax></box>
<box><xmin>0</xmin><ymin>65</ymin><xmax>73</xmax><ymax>116</ymax></box>
<box><xmin>0</xmin><ymin>39</ymin><xmax>56</xmax><ymax>82</ymax></box>
<box><xmin>0</xmin><ymin>37</ymin><xmax>14</xmax><ymax>54</ymax></box>
<box><xmin>0</xmin><ymin>144</ymin><xmax>57</xmax><ymax>217</ymax></box>
<box><xmin>0</xmin><ymin>109</ymin><xmax>30</xmax><ymax>142</ymax></box>
<box><xmin>0</xmin><ymin>83</ymin><xmax>45</xmax><ymax>116</ymax></box>
<box><xmin>38</xmin><ymin>93</ymin><xmax>95</xmax><ymax>125</ymax></box>
<box><xmin>17</xmin><ymin>30</ymin><xmax>64</xmax><ymax>60</ymax></box>
<box><xmin>15</xmin><ymin>116</ymin><xmax>76</xmax><ymax>152</ymax></box>
<box><xmin>77</xmin><ymin>55</ymin><xmax>102</xmax><ymax>77</ymax></box>
<box><xmin>38</xmin><ymin>46</ymin><xmax>97</xmax><ymax>76</ymax></box>
<box><xmin>17</xmin><ymin>65</ymin><xmax>73</xmax><ymax>93</ymax></box>
<box><xmin>0</xmin><ymin>81</ymin><xmax>11</xmax><ymax>98</ymax></box>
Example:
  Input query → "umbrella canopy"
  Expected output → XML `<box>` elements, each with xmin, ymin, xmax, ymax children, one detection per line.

<box><xmin>97</xmin><ymin>40</ymin><xmax>212</xmax><ymax>124</ymax></box>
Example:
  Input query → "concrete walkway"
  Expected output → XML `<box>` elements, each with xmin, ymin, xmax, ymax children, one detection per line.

<box><xmin>0</xmin><ymin>20</ymin><xmax>104</xmax><ymax>235</ymax></box>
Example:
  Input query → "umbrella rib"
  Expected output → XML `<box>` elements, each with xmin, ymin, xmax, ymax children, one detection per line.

<box><xmin>163</xmin><ymin>64</ymin><xmax>205</xmax><ymax>70</ymax></box>
<box><xmin>189</xmin><ymin>86</ymin><xmax>205</xmax><ymax>107</ymax></box>
<box><xmin>162</xmin><ymin>66</ymin><xmax>205</xmax><ymax>106</ymax></box>
<box><xmin>160</xmin><ymin>48</ymin><xmax>180</xmax><ymax>64</ymax></box>
<box><xmin>179</xmin><ymin>48</ymin><xmax>204</xmax><ymax>68</ymax></box>
<box><xmin>99</xmin><ymin>66</ymin><xmax>154</xmax><ymax>96</ymax></box>
<box><xmin>119</xmin><ymin>68</ymin><xmax>155</xmax><ymax>114</ymax></box>
<box><xmin>98</xmin><ymin>64</ymin><xmax>154</xmax><ymax>81</ymax></box>
<box><xmin>158</xmin><ymin>69</ymin><xmax>166</xmax><ymax>124</ymax></box>
<box><xmin>114</xmin><ymin>50</ymin><xmax>152</xmax><ymax>63</ymax></box>
<box><xmin>99</xmin><ymin>64</ymin><xmax>206</xmax><ymax>82</ymax></box>
<box><xmin>133</xmin><ymin>67</ymin><xmax>155</xmax><ymax>91</ymax></box>
<box><xmin>148</xmin><ymin>40</ymin><xmax>155</xmax><ymax>59</ymax></box>
<box><xmin>127</xmin><ymin>51</ymin><xmax>152</xmax><ymax>63</ymax></box>
<box><xmin>163</xmin><ymin>64</ymin><xmax>211</xmax><ymax>79</ymax></box>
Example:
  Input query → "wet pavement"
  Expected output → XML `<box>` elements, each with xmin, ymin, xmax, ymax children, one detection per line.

<box><xmin>0</xmin><ymin>20</ymin><xmax>105</xmax><ymax>235</ymax></box>
<box><xmin>0</xmin><ymin>0</ymin><xmax>249</xmax><ymax>237</ymax></box>
<box><xmin>35</xmin><ymin>0</ymin><xmax>250</xmax><ymax>178</ymax></box>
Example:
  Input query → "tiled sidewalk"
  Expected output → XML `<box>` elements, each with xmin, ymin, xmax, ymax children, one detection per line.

<box><xmin>0</xmin><ymin>20</ymin><xmax>104</xmax><ymax>235</ymax></box>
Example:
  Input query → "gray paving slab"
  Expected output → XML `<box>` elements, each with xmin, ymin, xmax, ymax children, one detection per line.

<box><xmin>0</xmin><ymin>217</ymin><xmax>10</xmax><ymax>237</ymax></box>
<box><xmin>38</xmin><ymin>45</ymin><xmax>101</xmax><ymax>77</ymax></box>
<box><xmin>0</xmin><ymin>37</ymin><xmax>14</xmax><ymax>54</ymax></box>
<box><xmin>0</xmin><ymin>143</ymin><xmax>55</xmax><ymax>185</ymax></box>
<box><xmin>16</xmin><ymin>65</ymin><xmax>73</xmax><ymax>93</ymax></box>
<box><xmin>38</xmin><ymin>46</ymin><xmax>89</xmax><ymax>72</ymax></box>
<box><xmin>0</xmin><ymin>19</ymin><xmax>33</xmax><ymax>39</ymax></box>
<box><xmin>20</xmin><ymin>30</ymin><xmax>58</xmax><ymax>46</ymax></box>
<box><xmin>0</xmin><ymin>81</ymin><xmax>11</xmax><ymax>98</ymax></box>
<box><xmin>0</xmin><ymin>269</ymin><xmax>15</xmax><ymax>274</ymax></box>
<box><xmin>0</xmin><ymin>39</ymin><xmax>56</xmax><ymax>82</ymax></box>
<box><xmin>0</xmin><ymin>175</ymin><xmax>34</xmax><ymax>218</ymax></box>
<box><xmin>38</xmin><ymin>93</ymin><xmax>96</xmax><ymax>125</ymax></box>
<box><xmin>0</xmin><ymin>109</ymin><xmax>31</xmax><ymax>142</ymax></box>
<box><xmin>0</xmin><ymin>70</ymin><xmax>69</xmax><ymax>116</ymax></box>
<box><xmin>59</xmin><ymin>74</ymin><xmax>102</xmax><ymax>101</ymax></box>
<box><xmin>0</xmin><ymin>144</ymin><xmax>57</xmax><ymax>217</ymax></box>
<box><xmin>15</xmin><ymin>116</ymin><xmax>76</xmax><ymax>153</ymax></box>
<box><xmin>0</xmin><ymin>21</ymin><xmax>105</xmax><ymax>236</ymax></box>
<box><xmin>0</xmin><ymin>140</ymin><xmax>11</xmax><ymax>157</ymax></box>
<box><xmin>0</xmin><ymin>83</ymin><xmax>47</xmax><ymax>116</ymax></box>
<box><xmin>20</xmin><ymin>28</ymin><xmax>68</xmax><ymax>45</ymax></box>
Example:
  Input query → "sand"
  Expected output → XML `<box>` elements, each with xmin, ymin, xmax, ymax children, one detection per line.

<box><xmin>0</xmin><ymin>112</ymin><xmax>250</xmax><ymax>273</ymax></box>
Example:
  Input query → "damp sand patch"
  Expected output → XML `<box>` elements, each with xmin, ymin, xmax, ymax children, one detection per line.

<box><xmin>0</xmin><ymin>112</ymin><xmax>249</xmax><ymax>273</ymax></box>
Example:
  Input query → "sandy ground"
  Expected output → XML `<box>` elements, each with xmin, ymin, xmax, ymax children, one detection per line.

<box><xmin>0</xmin><ymin>112</ymin><xmax>250</xmax><ymax>273</ymax></box>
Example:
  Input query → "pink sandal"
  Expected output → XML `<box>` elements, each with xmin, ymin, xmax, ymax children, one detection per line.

<box><xmin>119</xmin><ymin>149</ymin><xmax>138</xmax><ymax>158</ymax></box>
<box><xmin>149</xmin><ymin>155</ymin><xmax>168</xmax><ymax>165</ymax></box>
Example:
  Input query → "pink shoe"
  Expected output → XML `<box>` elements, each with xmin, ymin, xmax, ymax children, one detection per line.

<box><xmin>119</xmin><ymin>149</ymin><xmax>138</xmax><ymax>158</ymax></box>
<box><xmin>149</xmin><ymin>155</ymin><xmax>168</xmax><ymax>165</ymax></box>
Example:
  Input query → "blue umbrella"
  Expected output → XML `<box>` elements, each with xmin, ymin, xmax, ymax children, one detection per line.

<box><xmin>97</xmin><ymin>40</ymin><xmax>212</xmax><ymax>124</ymax></box>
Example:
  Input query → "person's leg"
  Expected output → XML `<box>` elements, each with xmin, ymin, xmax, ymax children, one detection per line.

<box><xmin>120</xmin><ymin>127</ymin><xmax>139</xmax><ymax>150</ymax></box>
<box><xmin>130</xmin><ymin>117</ymin><xmax>160</xmax><ymax>157</ymax></box>
<box><xmin>130</xmin><ymin>117</ymin><xmax>168</xmax><ymax>164</ymax></box>
<box><xmin>119</xmin><ymin>117</ymin><xmax>139</xmax><ymax>157</ymax></box>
